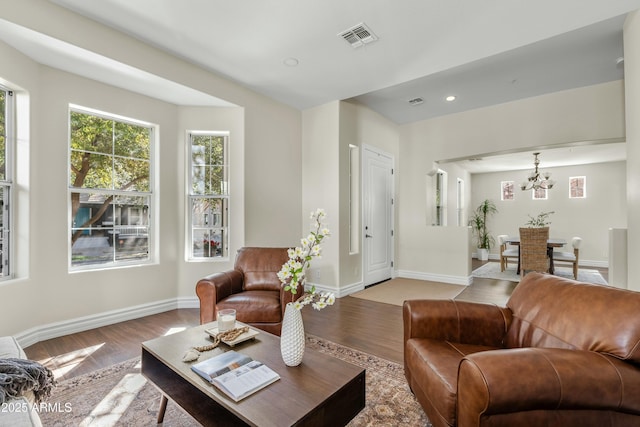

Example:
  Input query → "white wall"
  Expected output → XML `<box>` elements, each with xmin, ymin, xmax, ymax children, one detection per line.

<box><xmin>301</xmin><ymin>102</ymin><xmax>341</xmax><ymax>290</ymax></box>
<box><xmin>398</xmin><ymin>81</ymin><xmax>625</xmax><ymax>280</ymax></box>
<box><xmin>299</xmin><ymin>100</ymin><xmax>401</xmax><ymax>295</ymax></box>
<box><xmin>338</xmin><ymin>101</ymin><xmax>400</xmax><ymax>291</ymax></box>
<box><xmin>0</xmin><ymin>2</ymin><xmax>304</xmax><ymax>340</ymax></box>
<box><xmin>470</xmin><ymin>161</ymin><xmax>627</xmax><ymax>266</ymax></box>
<box><xmin>624</xmin><ymin>11</ymin><xmax>640</xmax><ymax>291</ymax></box>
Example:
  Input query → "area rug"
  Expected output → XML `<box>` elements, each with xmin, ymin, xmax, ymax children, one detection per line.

<box><xmin>351</xmin><ymin>277</ymin><xmax>465</xmax><ymax>306</ymax></box>
<box><xmin>472</xmin><ymin>262</ymin><xmax>608</xmax><ymax>285</ymax></box>
<box><xmin>39</xmin><ymin>335</ymin><xmax>431</xmax><ymax>427</ymax></box>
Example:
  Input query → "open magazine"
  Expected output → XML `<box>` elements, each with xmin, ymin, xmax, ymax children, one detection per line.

<box><xmin>191</xmin><ymin>350</ymin><xmax>280</xmax><ymax>401</ymax></box>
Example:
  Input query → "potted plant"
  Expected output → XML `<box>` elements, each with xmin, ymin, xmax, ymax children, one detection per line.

<box><xmin>525</xmin><ymin>211</ymin><xmax>554</xmax><ymax>227</ymax></box>
<box><xmin>469</xmin><ymin>199</ymin><xmax>498</xmax><ymax>260</ymax></box>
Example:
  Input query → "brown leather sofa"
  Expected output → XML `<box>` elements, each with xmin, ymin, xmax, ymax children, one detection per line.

<box><xmin>196</xmin><ymin>247</ymin><xmax>303</xmax><ymax>336</ymax></box>
<box><xmin>403</xmin><ymin>272</ymin><xmax>640</xmax><ymax>427</ymax></box>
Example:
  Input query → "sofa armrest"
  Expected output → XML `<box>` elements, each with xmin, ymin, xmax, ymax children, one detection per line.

<box><xmin>457</xmin><ymin>348</ymin><xmax>640</xmax><ymax>425</ymax></box>
<box><xmin>195</xmin><ymin>270</ymin><xmax>244</xmax><ymax>324</ymax></box>
<box><xmin>403</xmin><ymin>300</ymin><xmax>511</xmax><ymax>347</ymax></box>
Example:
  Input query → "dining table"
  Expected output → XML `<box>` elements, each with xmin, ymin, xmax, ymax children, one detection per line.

<box><xmin>505</xmin><ymin>237</ymin><xmax>567</xmax><ymax>274</ymax></box>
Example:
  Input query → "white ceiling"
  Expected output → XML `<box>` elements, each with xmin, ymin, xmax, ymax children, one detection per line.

<box><xmin>3</xmin><ymin>1</ymin><xmax>638</xmax><ymax>170</ymax></box>
<box><xmin>45</xmin><ymin>0</ymin><xmax>639</xmax><ymax>123</ymax></box>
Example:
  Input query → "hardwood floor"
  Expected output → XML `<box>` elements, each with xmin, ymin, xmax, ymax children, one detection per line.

<box><xmin>24</xmin><ymin>260</ymin><xmax>608</xmax><ymax>382</ymax></box>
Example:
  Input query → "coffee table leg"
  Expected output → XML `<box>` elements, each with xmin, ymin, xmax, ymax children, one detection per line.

<box><xmin>157</xmin><ymin>395</ymin><xmax>168</xmax><ymax>424</ymax></box>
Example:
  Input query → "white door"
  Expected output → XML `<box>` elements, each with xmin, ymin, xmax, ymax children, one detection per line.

<box><xmin>363</xmin><ymin>146</ymin><xmax>394</xmax><ymax>286</ymax></box>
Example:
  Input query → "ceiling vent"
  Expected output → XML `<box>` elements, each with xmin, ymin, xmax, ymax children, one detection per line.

<box><xmin>338</xmin><ymin>23</ymin><xmax>378</xmax><ymax>48</ymax></box>
<box><xmin>408</xmin><ymin>97</ymin><xmax>424</xmax><ymax>106</ymax></box>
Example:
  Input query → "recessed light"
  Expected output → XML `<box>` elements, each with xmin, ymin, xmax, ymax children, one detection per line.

<box><xmin>283</xmin><ymin>57</ymin><xmax>299</xmax><ymax>67</ymax></box>
<box><xmin>445</xmin><ymin>95</ymin><xmax>456</xmax><ymax>102</ymax></box>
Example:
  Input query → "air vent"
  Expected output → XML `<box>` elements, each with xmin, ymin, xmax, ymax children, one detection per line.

<box><xmin>408</xmin><ymin>97</ymin><xmax>424</xmax><ymax>106</ymax></box>
<box><xmin>338</xmin><ymin>23</ymin><xmax>378</xmax><ymax>48</ymax></box>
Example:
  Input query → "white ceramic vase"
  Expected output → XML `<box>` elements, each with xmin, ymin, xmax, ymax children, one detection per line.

<box><xmin>280</xmin><ymin>302</ymin><xmax>305</xmax><ymax>366</ymax></box>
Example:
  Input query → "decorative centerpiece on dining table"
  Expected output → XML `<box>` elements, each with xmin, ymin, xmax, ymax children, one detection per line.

<box><xmin>525</xmin><ymin>210</ymin><xmax>555</xmax><ymax>227</ymax></box>
<box><xmin>277</xmin><ymin>208</ymin><xmax>335</xmax><ymax>366</ymax></box>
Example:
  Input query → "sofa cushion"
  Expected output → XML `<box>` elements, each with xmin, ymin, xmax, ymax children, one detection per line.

<box><xmin>405</xmin><ymin>338</ymin><xmax>500</xmax><ymax>427</ymax></box>
<box><xmin>506</xmin><ymin>273</ymin><xmax>640</xmax><ymax>363</ymax></box>
<box><xmin>0</xmin><ymin>336</ymin><xmax>27</xmax><ymax>359</ymax></box>
<box><xmin>217</xmin><ymin>290</ymin><xmax>282</xmax><ymax>323</ymax></box>
<box><xmin>234</xmin><ymin>247</ymin><xmax>289</xmax><ymax>292</ymax></box>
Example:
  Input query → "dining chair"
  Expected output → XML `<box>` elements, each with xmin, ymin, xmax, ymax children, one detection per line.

<box><xmin>497</xmin><ymin>234</ymin><xmax>519</xmax><ymax>272</ymax></box>
<box><xmin>552</xmin><ymin>237</ymin><xmax>582</xmax><ymax>279</ymax></box>
<box><xmin>519</xmin><ymin>227</ymin><xmax>550</xmax><ymax>277</ymax></box>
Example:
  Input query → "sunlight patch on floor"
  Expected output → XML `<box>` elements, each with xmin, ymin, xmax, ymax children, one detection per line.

<box><xmin>45</xmin><ymin>343</ymin><xmax>105</xmax><ymax>378</ymax></box>
<box><xmin>79</xmin><ymin>373</ymin><xmax>147</xmax><ymax>426</ymax></box>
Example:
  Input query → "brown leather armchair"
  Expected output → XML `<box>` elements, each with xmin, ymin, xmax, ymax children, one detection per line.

<box><xmin>404</xmin><ymin>273</ymin><xmax>640</xmax><ymax>427</ymax></box>
<box><xmin>196</xmin><ymin>247</ymin><xmax>302</xmax><ymax>336</ymax></box>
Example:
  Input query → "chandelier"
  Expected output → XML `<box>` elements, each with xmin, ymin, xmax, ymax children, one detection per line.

<box><xmin>520</xmin><ymin>152</ymin><xmax>555</xmax><ymax>191</ymax></box>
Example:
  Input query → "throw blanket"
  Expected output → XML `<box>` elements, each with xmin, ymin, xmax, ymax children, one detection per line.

<box><xmin>0</xmin><ymin>358</ymin><xmax>56</xmax><ymax>404</ymax></box>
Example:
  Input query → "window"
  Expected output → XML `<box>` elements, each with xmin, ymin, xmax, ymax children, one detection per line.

<box><xmin>0</xmin><ymin>86</ymin><xmax>13</xmax><ymax>279</ymax></box>
<box><xmin>188</xmin><ymin>132</ymin><xmax>229</xmax><ymax>259</ymax></box>
<box><xmin>456</xmin><ymin>178</ymin><xmax>464</xmax><ymax>226</ymax></box>
<box><xmin>69</xmin><ymin>107</ymin><xmax>153</xmax><ymax>269</ymax></box>
<box><xmin>501</xmin><ymin>181</ymin><xmax>514</xmax><ymax>201</ymax></box>
<box><xmin>569</xmin><ymin>176</ymin><xmax>586</xmax><ymax>198</ymax></box>
<box><xmin>433</xmin><ymin>170</ymin><xmax>447</xmax><ymax>226</ymax></box>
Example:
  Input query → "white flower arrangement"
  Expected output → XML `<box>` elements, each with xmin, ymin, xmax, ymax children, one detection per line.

<box><xmin>277</xmin><ymin>208</ymin><xmax>336</xmax><ymax>311</ymax></box>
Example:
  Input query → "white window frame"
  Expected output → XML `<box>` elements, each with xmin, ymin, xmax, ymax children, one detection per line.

<box><xmin>0</xmin><ymin>85</ymin><xmax>14</xmax><ymax>280</ymax></box>
<box><xmin>187</xmin><ymin>131</ymin><xmax>230</xmax><ymax>261</ymax></box>
<box><xmin>68</xmin><ymin>105</ymin><xmax>155</xmax><ymax>271</ymax></box>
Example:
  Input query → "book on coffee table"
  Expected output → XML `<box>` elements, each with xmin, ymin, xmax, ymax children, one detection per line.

<box><xmin>191</xmin><ymin>350</ymin><xmax>280</xmax><ymax>401</ymax></box>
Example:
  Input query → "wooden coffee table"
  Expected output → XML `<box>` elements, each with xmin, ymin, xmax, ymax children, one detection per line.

<box><xmin>141</xmin><ymin>323</ymin><xmax>365</xmax><ymax>426</ymax></box>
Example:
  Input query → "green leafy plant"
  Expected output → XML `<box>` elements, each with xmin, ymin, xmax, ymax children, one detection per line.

<box><xmin>469</xmin><ymin>199</ymin><xmax>498</xmax><ymax>249</ymax></box>
<box><xmin>525</xmin><ymin>211</ymin><xmax>554</xmax><ymax>227</ymax></box>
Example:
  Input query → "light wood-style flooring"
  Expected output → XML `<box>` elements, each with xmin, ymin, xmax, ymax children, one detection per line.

<box><xmin>24</xmin><ymin>261</ymin><xmax>608</xmax><ymax>382</ymax></box>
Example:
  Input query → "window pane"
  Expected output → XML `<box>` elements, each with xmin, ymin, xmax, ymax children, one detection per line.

<box><xmin>191</xmin><ymin>134</ymin><xmax>227</xmax><ymax>196</ymax></box>
<box><xmin>192</xmin><ymin>228</ymin><xmax>225</xmax><ymax>258</ymax></box>
<box><xmin>70</xmin><ymin>112</ymin><xmax>113</xmax><ymax>155</ymax></box>
<box><xmin>71</xmin><ymin>193</ymin><xmax>114</xmax><ymax>267</ymax></box>
<box><xmin>191</xmin><ymin>197</ymin><xmax>227</xmax><ymax>258</ymax></box>
<box><xmin>71</xmin><ymin>192</ymin><xmax>150</xmax><ymax>266</ymax></box>
<box><xmin>114</xmin><ymin>157</ymin><xmax>150</xmax><ymax>192</ymax></box>
<box><xmin>114</xmin><ymin>121</ymin><xmax>150</xmax><ymax>159</ymax></box>
<box><xmin>70</xmin><ymin>151</ymin><xmax>114</xmax><ymax>189</ymax></box>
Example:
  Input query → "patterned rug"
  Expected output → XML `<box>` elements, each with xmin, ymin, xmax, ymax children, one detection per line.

<box><xmin>472</xmin><ymin>262</ymin><xmax>608</xmax><ymax>285</ymax></box>
<box><xmin>39</xmin><ymin>336</ymin><xmax>431</xmax><ymax>426</ymax></box>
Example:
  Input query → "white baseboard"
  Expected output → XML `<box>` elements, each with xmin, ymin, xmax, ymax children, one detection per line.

<box><xmin>395</xmin><ymin>270</ymin><xmax>472</xmax><ymax>286</ymax></box>
<box><xmin>14</xmin><ymin>298</ymin><xmax>181</xmax><ymax>349</ymax></box>
<box><xmin>305</xmin><ymin>281</ymin><xmax>363</xmax><ymax>298</ymax></box>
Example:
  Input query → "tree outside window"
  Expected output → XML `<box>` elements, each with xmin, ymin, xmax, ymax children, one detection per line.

<box><xmin>69</xmin><ymin>108</ymin><xmax>152</xmax><ymax>268</ymax></box>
